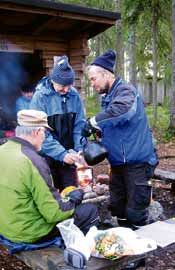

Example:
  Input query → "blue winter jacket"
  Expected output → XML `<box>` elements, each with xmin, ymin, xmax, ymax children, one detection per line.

<box><xmin>16</xmin><ymin>96</ymin><xmax>31</xmax><ymax>113</ymax></box>
<box><xmin>95</xmin><ymin>78</ymin><xmax>158</xmax><ymax>166</ymax></box>
<box><xmin>30</xmin><ymin>77</ymin><xmax>85</xmax><ymax>162</ymax></box>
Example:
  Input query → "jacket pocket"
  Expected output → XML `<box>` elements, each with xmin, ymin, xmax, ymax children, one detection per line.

<box><xmin>134</xmin><ymin>180</ymin><xmax>152</xmax><ymax>210</ymax></box>
<box><xmin>145</xmin><ymin>163</ymin><xmax>156</xmax><ymax>179</ymax></box>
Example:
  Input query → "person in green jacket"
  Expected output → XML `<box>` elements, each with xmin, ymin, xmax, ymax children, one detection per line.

<box><xmin>0</xmin><ymin>109</ymin><xmax>99</xmax><ymax>243</ymax></box>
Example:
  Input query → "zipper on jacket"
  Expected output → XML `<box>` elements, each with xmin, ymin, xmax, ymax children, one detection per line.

<box><xmin>122</xmin><ymin>143</ymin><xmax>126</xmax><ymax>163</ymax></box>
<box><xmin>62</xmin><ymin>96</ymin><xmax>67</xmax><ymax>113</ymax></box>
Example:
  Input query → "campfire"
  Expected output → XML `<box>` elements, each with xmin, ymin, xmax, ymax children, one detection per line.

<box><xmin>76</xmin><ymin>165</ymin><xmax>93</xmax><ymax>188</ymax></box>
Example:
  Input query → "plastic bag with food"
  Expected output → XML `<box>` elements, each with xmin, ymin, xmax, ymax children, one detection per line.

<box><xmin>86</xmin><ymin>227</ymin><xmax>157</xmax><ymax>260</ymax></box>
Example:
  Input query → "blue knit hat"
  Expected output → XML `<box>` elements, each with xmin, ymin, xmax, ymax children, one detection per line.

<box><xmin>50</xmin><ymin>56</ymin><xmax>75</xmax><ymax>86</ymax></box>
<box><xmin>91</xmin><ymin>50</ymin><xmax>116</xmax><ymax>73</ymax></box>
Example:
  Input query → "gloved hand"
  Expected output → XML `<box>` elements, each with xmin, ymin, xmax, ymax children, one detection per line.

<box><xmin>81</xmin><ymin>118</ymin><xmax>101</xmax><ymax>138</ymax></box>
<box><xmin>68</xmin><ymin>189</ymin><xmax>84</xmax><ymax>205</ymax></box>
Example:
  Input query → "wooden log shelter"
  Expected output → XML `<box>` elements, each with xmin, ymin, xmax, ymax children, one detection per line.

<box><xmin>0</xmin><ymin>0</ymin><xmax>119</xmax><ymax>100</ymax></box>
<box><xmin>0</xmin><ymin>0</ymin><xmax>120</xmax><ymax>132</ymax></box>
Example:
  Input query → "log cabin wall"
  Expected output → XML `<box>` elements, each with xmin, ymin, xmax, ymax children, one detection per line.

<box><xmin>69</xmin><ymin>35</ymin><xmax>89</xmax><ymax>92</ymax></box>
<box><xmin>0</xmin><ymin>0</ymin><xmax>120</xmax><ymax>131</ymax></box>
<box><xmin>0</xmin><ymin>34</ymin><xmax>89</xmax><ymax>92</ymax></box>
<box><xmin>40</xmin><ymin>35</ymin><xmax>89</xmax><ymax>93</ymax></box>
<box><xmin>0</xmin><ymin>0</ymin><xmax>120</xmax><ymax>94</ymax></box>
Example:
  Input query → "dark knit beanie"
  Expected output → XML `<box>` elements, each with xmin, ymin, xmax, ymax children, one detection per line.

<box><xmin>50</xmin><ymin>56</ymin><xmax>75</xmax><ymax>86</ymax></box>
<box><xmin>91</xmin><ymin>49</ymin><xmax>116</xmax><ymax>73</ymax></box>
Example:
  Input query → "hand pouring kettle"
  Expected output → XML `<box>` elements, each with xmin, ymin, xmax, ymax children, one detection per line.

<box><xmin>81</xmin><ymin>136</ymin><xmax>108</xmax><ymax>166</ymax></box>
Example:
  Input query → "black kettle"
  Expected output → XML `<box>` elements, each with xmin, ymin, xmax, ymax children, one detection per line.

<box><xmin>82</xmin><ymin>139</ymin><xmax>108</xmax><ymax>166</ymax></box>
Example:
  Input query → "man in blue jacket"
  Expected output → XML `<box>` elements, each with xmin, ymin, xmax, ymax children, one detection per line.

<box><xmin>82</xmin><ymin>50</ymin><xmax>158</xmax><ymax>228</ymax></box>
<box><xmin>30</xmin><ymin>56</ymin><xmax>85</xmax><ymax>191</ymax></box>
<box><xmin>16</xmin><ymin>88</ymin><xmax>34</xmax><ymax>113</ymax></box>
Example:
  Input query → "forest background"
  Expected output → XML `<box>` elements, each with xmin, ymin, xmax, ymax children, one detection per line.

<box><xmin>52</xmin><ymin>0</ymin><xmax>174</xmax><ymax>142</ymax></box>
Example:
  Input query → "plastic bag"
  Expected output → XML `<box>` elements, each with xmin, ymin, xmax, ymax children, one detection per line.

<box><xmin>57</xmin><ymin>219</ymin><xmax>92</xmax><ymax>260</ymax></box>
<box><xmin>86</xmin><ymin>227</ymin><xmax>157</xmax><ymax>260</ymax></box>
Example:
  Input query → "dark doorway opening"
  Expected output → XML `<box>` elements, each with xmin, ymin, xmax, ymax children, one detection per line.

<box><xmin>0</xmin><ymin>50</ymin><xmax>44</xmax><ymax>136</ymax></box>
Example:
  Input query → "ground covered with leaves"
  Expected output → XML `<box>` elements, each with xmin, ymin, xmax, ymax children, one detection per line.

<box><xmin>0</xmin><ymin>142</ymin><xmax>175</xmax><ymax>270</ymax></box>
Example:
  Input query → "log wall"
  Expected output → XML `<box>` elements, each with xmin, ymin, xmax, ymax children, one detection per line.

<box><xmin>0</xmin><ymin>34</ymin><xmax>89</xmax><ymax>93</ymax></box>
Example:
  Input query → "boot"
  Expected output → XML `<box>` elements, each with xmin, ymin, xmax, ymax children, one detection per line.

<box><xmin>117</xmin><ymin>218</ymin><xmax>138</xmax><ymax>231</ymax></box>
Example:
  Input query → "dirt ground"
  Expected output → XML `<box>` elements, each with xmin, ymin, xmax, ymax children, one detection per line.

<box><xmin>0</xmin><ymin>142</ymin><xmax>175</xmax><ymax>270</ymax></box>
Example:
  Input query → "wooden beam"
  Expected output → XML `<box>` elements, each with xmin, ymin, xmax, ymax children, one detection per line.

<box><xmin>35</xmin><ymin>41</ymin><xmax>68</xmax><ymax>51</ymax></box>
<box><xmin>69</xmin><ymin>48</ymin><xmax>89</xmax><ymax>57</ymax></box>
<box><xmin>0</xmin><ymin>38</ymin><xmax>34</xmax><ymax>52</ymax></box>
<box><xmin>0</xmin><ymin>34</ymin><xmax>65</xmax><ymax>43</ymax></box>
<box><xmin>33</xmin><ymin>17</ymin><xmax>58</xmax><ymax>35</ymax></box>
<box><xmin>70</xmin><ymin>56</ymin><xmax>85</xmax><ymax>64</ymax></box>
<box><xmin>0</xmin><ymin>3</ymin><xmax>116</xmax><ymax>24</ymax></box>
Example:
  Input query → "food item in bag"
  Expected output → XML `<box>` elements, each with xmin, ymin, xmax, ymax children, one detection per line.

<box><xmin>94</xmin><ymin>231</ymin><xmax>134</xmax><ymax>260</ymax></box>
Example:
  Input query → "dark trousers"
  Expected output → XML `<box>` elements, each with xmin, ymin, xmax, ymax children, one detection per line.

<box><xmin>34</xmin><ymin>203</ymin><xmax>99</xmax><ymax>244</ymax></box>
<box><xmin>109</xmin><ymin>163</ymin><xmax>155</xmax><ymax>226</ymax></box>
<box><xmin>46</xmin><ymin>157</ymin><xmax>77</xmax><ymax>191</ymax></box>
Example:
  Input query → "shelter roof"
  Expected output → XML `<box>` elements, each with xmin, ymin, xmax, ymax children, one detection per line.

<box><xmin>0</xmin><ymin>0</ymin><xmax>120</xmax><ymax>39</ymax></box>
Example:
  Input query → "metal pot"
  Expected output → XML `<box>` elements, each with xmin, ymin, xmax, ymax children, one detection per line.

<box><xmin>83</xmin><ymin>140</ymin><xmax>108</xmax><ymax>166</ymax></box>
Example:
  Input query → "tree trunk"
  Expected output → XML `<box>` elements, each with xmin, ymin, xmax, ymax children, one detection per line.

<box><xmin>115</xmin><ymin>0</ymin><xmax>124</xmax><ymax>78</ymax></box>
<box><xmin>169</xmin><ymin>0</ymin><xmax>175</xmax><ymax>128</ymax></box>
<box><xmin>128</xmin><ymin>27</ymin><xmax>137</xmax><ymax>87</ymax></box>
<box><xmin>152</xmin><ymin>10</ymin><xmax>158</xmax><ymax>126</ymax></box>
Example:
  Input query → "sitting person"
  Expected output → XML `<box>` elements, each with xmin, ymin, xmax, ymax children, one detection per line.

<box><xmin>16</xmin><ymin>88</ymin><xmax>34</xmax><ymax>113</ymax></box>
<box><xmin>0</xmin><ymin>109</ymin><xmax>99</xmax><ymax>244</ymax></box>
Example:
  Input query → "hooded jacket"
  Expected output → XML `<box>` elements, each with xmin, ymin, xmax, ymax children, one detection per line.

<box><xmin>0</xmin><ymin>137</ymin><xmax>74</xmax><ymax>243</ymax></box>
<box><xmin>95</xmin><ymin>78</ymin><xmax>158</xmax><ymax>166</ymax></box>
<box><xmin>30</xmin><ymin>77</ymin><xmax>85</xmax><ymax>161</ymax></box>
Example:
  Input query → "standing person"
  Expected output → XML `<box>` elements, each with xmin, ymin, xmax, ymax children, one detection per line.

<box><xmin>82</xmin><ymin>50</ymin><xmax>158</xmax><ymax>228</ymax></box>
<box><xmin>0</xmin><ymin>109</ymin><xmax>99</xmax><ymax>244</ymax></box>
<box><xmin>16</xmin><ymin>87</ymin><xmax>34</xmax><ymax>113</ymax></box>
<box><xmin>30</xmin><ymin>56</ymin><xmax>85</xmax><ymax>191</ymax></box>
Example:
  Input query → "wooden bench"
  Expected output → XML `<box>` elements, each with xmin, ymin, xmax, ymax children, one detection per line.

<box><xmin>154</xmin><ymin>168</ymin><xmax>175</xmax><ymax>190</ymax></box>
<box><xmin>3</xmin><ymin>245</ymin><xmax>147</xmax><ymax>270</ymax></box>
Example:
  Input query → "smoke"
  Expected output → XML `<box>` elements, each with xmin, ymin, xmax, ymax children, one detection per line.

<box><xmin>0</xmin><ymin>53</ymin><xmax>28</xmax><ymax>121</ymax></box>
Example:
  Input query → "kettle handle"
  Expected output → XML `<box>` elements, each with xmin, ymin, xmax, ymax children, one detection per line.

<box><xmin>80</xmin><ymin>133</ymin><xmax>98</xmax><ymax>146</ymax></box>
<box><xmin>80</xmin><ymin>136</ymin><xmax>87</xmax><ymax>146</ymax></box>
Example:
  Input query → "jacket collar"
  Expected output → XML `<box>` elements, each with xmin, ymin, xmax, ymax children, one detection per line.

<box><xmin>9</xmin><ymin>136</ymin><xmax>37</xmax><ymax>152</ymax></box>
<box><xmin>109</xmin><ymin>77</ymin><xmax>123</xmax><ymax>95</ymax></box>
<box><xmin>36</xmin><ymin>76</ymin><xmax>77</xmax><ymax>98</ymax></box>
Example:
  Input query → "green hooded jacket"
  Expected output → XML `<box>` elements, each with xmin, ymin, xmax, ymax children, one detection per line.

<box><xmin>0</xmin><ymin>137</ymin><xmax>74</xmax><ymax>243</ymax></box>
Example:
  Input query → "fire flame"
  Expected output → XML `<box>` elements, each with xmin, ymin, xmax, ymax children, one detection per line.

<box><xmin>76</xmin><ymin>166</ymin><xmax>93</xmax><ymax>188</ymax></box>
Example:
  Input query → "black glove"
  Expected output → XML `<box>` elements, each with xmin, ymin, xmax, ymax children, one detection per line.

<box><xmin>81</xmin><ymin>119</ymin><xmax>99</xmax><ymax>138</ymax></box>
<box><xmin>68</xmin><ymin>189</ymin><xmax>84</xmax><ymax>205</ymax></box>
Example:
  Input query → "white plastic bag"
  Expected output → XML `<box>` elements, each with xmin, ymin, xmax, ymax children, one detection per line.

<box><xmin>57</xmin><ymin>219</ymin><xmax>92</xmax><ymax>260</ymax></box>
<box><xmin>57</xmin><ymin>219</ymin><xmax>84</xmax><ymax>247</ymax></box>
<box><xmin>86</xmin><ymin>227</ymin><xmax>157</xmax><ymax>260</ymax></box>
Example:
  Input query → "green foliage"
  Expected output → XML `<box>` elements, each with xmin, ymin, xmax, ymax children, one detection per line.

<box><xmin>123</xmin><ymin>0</ymin><xmax>172</xmax><ymax>82</ymax></box>
<box><xmin>163</xmin><ymin>128</ymin><xmax>175</xmax><ymax>142</ymax></box>
<box><xmin>85</xmin><ymin>96</ymin><xmax>101</xmax><ymax>118</ymax></box>
<box><xmin>146</xmin><ymin>103</ymin><xmax>170</xmax><ymax>130</ymax></box>
<box><xmin>145</xmin><ymin>98</ymin><xmax>175</xmax><ymax>142</ymax></box>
